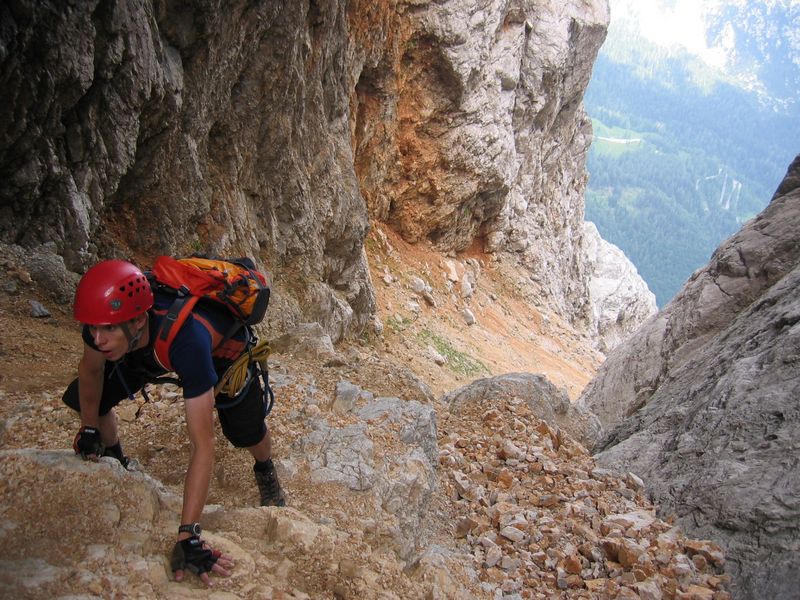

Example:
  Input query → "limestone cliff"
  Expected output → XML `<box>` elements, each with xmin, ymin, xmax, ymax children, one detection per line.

<box><xmin>582</xmin><ymin>221</ymin><xmax>657</xmax><ymax>353</ymax></box>
<box><xmin>351</xmin><ymin>0</ymin><xmax>610</xmax><ymax>325</ymax></box>
<box><xmin>0</xmin><ymin>0</ymin><xmax>620</xmax><ymax>343</ymax></box>
<box><xmin>1</xmin><ymin>0</ymin><xmax>375</xmax><ymax>340</ymax></box>
<box><xmin>577</xmin><ymin>156</ymin><xmax>800</xmax><ymax>600</ymax></box>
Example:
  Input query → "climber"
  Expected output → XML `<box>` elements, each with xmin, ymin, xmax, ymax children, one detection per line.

<box><xmin>61</xmin><ymin>259</ymin><xmax>286</xmax><ymax>586</ymax></box>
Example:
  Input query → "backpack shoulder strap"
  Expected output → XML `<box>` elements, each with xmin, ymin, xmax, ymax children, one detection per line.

<box><xmin>152</xmin><ymin>290</ymin><xmax>200</xmax><ymax>372</ymax></box>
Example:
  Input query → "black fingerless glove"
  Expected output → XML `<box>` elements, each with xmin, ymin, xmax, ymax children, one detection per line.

<box><xmin>73</xmin><ymin>426</ymin><xmax>104</xmax><ymax>459</ymax></box>
<box><xmin>170</xmin><ymin>536</ymin><xmax>219</xmax><ymax>575</ymax></box>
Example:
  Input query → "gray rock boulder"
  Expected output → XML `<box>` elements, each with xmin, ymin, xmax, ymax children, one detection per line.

<box><xmin>302</xmin><ymin>420</ymin><xmax>378</xmax><ymax>492</ymax></box>
<box><xmin>579</xmin><ymin>155</ymin><xmax>800</xmax><ymax>600</ymax></box>
<box><xmin>300</xmin><ymin>394</ymin><xmax>439</xmax><ymax>561</ymax></box>
<box><xmin>24</xmin><ymin>244</ymin><xmax>82</xmax><ymax>305</ymax></box>
<box><xmin>0</xmin><ymin>242</ymin><xmax>81</xmax><ymax>304</ymax></box>
<box><xmin>444</xmin><ymin>372</ymin><xmax>597</xmax><ymax>445</ymax></box>
<box><xmin>357</xmin><ymin>397</ymin><xmax>438</xmax><ymax>467</ymax></box>
<box><xmin>270</xmin><ymin>322</ymin><xmax>338</xmax><ymax>359</ymax></box>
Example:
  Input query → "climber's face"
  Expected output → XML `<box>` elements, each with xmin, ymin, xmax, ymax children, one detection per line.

<box><xmin>88</xmin><ymin>323</ymin><xmax>129</xmax><ymax>361</ymax></box>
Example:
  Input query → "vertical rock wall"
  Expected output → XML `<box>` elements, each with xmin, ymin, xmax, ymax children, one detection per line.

<box><xmin>1</xmin><ymin>0</ymin><xmax>609</xmax><ymax>338</ymax></box>
<box><xmin>351</xmin><ymin>0</ymin><xmax>609</xmax><ymax>324</ymax></box>
<box><xmin>1</xmin><ymin>0</ymin><xmax>376</xmax><ymax>338</ymax></box>
<box><xmin>583</xmin><ymin>221</ymin><xmax>657</xmax><ymax>353</ymax></box>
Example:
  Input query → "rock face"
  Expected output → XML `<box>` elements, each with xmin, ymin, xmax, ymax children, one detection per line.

<box><xmin>582</xmin><ymin>221</ymin><xmax>657</xmax><ymax>353</ymax></box>
<box><xmin>0</xmin><ymin>449</ymin><xmax>469</xmax><ymax>599</ymax></box>
<box><xmin>1</xmin><ymin>0</ymin><xmax>376</xmax><ymax>339</ymax></box>
<box><xmin>0</xmin><ymin>0</ymin><xmax>615</xmax><ymax>341</ymax></box>
<box><xmin>353</xmin><ymin>0</ymin><xmax>610</xmax><ymax>325</ymax></box>
<box><xmin>577</xmin><ymin>155</ymin><xmax>800</xmax><ymax>600</ymax></box>
<box><xmin>0</xmin><ymin>364</ymin><xmax>476</xmax><ymax>599</ymax></box>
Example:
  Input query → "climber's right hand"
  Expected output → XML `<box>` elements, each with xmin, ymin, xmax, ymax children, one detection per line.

<box><xmin>171</xmin><ymin>536</ymin><xmax>234</xmax><ymax>586</ymax></box>
<box><xmin>73</xmin><ymin>426</ymin><xmax>104</xmax><ymax>460</ymax></box>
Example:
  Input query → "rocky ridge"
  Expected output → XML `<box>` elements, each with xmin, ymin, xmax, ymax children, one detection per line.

<box><xmin>0</xmin><ymin>236</ymin><xmax>726</xmax><ymax>600</ymax></box>
<box><xmin>0</xmin><ymin>177</ymin><xmax>725</xmax><ymax>600</ymax></box>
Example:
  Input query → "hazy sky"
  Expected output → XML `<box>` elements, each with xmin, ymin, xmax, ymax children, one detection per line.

<box><xmin>610</xmin><ymin>0</ymin><xmax>730</xmax><ymax>68</ymax></box>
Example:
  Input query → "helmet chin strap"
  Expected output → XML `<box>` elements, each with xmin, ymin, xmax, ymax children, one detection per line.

<box><xmin>112</xmin><ymin>315</ymin><xmax>151</xmax><ymax>405</ymax></box>
<box><xmin>120</xmin><ymin>314</ymin><xmax>148</xmax><ymax>353</ymax></box>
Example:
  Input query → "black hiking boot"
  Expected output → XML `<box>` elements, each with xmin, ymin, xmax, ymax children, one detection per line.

<box><xmin>254</xmin><ymin>459</ymin><xmax>286</xmax><ymax>507</ymax></box>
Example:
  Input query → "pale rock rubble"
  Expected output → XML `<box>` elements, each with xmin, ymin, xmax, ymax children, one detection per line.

<box><xmin>376</xmin><ymin>251</ymin><xmax>489</xmax><ymax>334</ymax></box>
<box><xmin>2</xmin><ymin>338</ymin><xmax>736</xmax><ymax>599</ymax></box>
<box><xmin>441</xmin><ymin>388</ymin><xmax>731</xmax><ymax>599</ymax></box>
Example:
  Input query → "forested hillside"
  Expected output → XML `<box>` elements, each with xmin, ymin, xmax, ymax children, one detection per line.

<box><xmin>584</xmin><ymin>1</ymin><xmax>799</xmax><ymax>306</ymax></box>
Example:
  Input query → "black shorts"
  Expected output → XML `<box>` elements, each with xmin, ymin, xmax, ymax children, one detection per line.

<box><xmin>214</xmin><ymin>371</ymin><xmax>268</xmax><ymax>448</ymax></box>
<box><xmin>62</xmin><ymin>361</ymin><xmax>268</xmax><ymax>448</ymax></box>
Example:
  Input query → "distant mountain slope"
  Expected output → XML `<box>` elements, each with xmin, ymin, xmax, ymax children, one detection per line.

<box><xmin>705</xmin><ymin>0</ymin><xmax>800</xmax><ymax>109</ymax></box>
<box><xmin>584</xmin><ymin>0</ymin><xmax>799</xmax><ymax>306</ymax></box>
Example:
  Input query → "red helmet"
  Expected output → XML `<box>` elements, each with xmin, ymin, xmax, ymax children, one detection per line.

<box><xmin>73</xmin><ymin>260</ymin><xmax>154</xmax><ymax>324</ymax></box>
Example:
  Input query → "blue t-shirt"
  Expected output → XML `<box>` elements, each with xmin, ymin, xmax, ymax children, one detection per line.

<box><xmin>82</xmin><ymin>293</ymin><xmax>249</xmax><ymax>398</ymax></box>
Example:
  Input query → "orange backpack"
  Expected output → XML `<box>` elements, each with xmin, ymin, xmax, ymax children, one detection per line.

<box><xmin>148</xmin><ymin>255</ymin><xmax>270</xmax><ymax>371</ymax></box>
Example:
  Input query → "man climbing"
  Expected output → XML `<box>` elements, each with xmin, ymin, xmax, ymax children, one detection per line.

<box><xmin>62</xmin><ymin>259</ymin><xmax>286</xmax><ymax>586</ymax></box>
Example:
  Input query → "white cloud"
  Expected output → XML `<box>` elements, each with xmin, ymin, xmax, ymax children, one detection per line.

<box><xmin>610</xmin><ymin>0</ymin><xmax>730</xmax><ymax>68</ymax></box>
